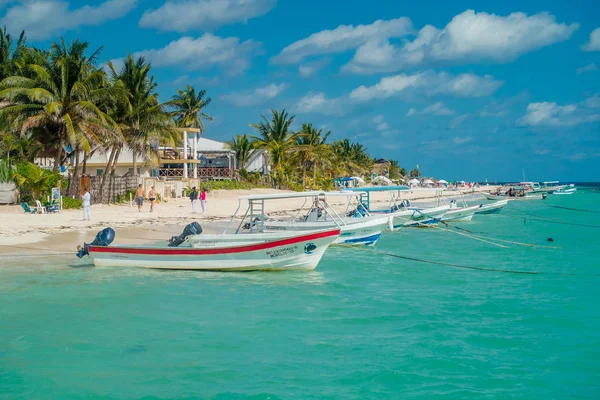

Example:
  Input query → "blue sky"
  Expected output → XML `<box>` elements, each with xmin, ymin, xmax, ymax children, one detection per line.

<box><xmin>1</xmin><ymin>0</ymin><xmax>599</xmax><ymax>181</ymax></box>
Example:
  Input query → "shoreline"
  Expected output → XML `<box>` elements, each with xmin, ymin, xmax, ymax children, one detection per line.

<box><xmin>0</xmin><ymin>186</ymin><xmax>494</xmax><ymax>252</ymax></box>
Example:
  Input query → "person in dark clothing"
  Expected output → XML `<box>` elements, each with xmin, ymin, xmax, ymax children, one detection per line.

<box><xmin>190</xmin><ymin>187</ymin><xmax>198</xmax><ymax>213</ymax></box>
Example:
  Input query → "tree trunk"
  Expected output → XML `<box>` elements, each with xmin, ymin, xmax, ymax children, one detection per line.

<box><xmin>68</xmin><ymin>148</ymin><xmax>80</xmax><ymax>197</ymax></box>
<box><xmin>313</xmin><ymin>161</ymin><xmax>317</xmax><ymax>184</ymax></box>
<box><xmin>132</xmin><ymin>151</ymin><xmax>137</xmax><ymax>177</ymax></box>
<box><xmin>302</xmin><ymin>163</ymin><xmax>307</xmax><ymax>188</ymax></box>
<box><xmin>53</xmin><ymin>146</ymin><xmax>62</xmax><ymax>172</ymax></box>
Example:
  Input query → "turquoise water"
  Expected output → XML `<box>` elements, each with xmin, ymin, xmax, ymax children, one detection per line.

<box><xmin>1</xmin><ymin>190</ymin><xmax>599</xmax><ymax>399</ymax></box>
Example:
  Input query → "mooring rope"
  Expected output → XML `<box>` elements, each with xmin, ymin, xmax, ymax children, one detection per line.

<box><xmin>338</xmin><ymin>245</ymin><xmax>546</xmax><ymax>275</ymax></box>
<box><xmin>547</xmin><ymin>205</ymin><xmax>600</xmax><ymax>214</ymax></box>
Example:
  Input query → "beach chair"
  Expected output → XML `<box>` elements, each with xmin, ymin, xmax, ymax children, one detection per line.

<box><xmin>35</xmin><ymin>200</ymin><xmax>47</xmax><ymax>214</ymax></box>
<box><xmin>21</xmin><ymin>202</ymin><xmax>40</xmax><ymax>214</ymax></box>
<box><xmin>46</xmin><ymin>200</ymin><xmax>60</xmax><ymax>213</ymax></box>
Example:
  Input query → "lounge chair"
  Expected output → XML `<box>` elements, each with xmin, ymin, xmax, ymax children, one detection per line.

<box><xmin>46</xmin><ymin>200</ymin><xmax>60</xmax><ymax>213</ymax></box>
<box><xmin>35</xmin><ymin>200</ymin><xmax>47</xmax><ymax>214</ymax></box>
<box><xmin>21</xmin><ymin>202</ymin><xmax>40</xmax><ymax>214</ymax></box>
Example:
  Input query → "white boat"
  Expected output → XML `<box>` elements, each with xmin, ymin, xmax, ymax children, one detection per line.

<box><xmin>484</xmin><ymin>192</ymin><xmax>546</xmax><ymax>201</ymax></box>
<box><xmin>76</xmin><ymin>196</ymin><xmax>343</xmax><ymax>270</ymax></box>
<box><xmin>485</xmin><ymin>183</ymin><xmax>547</xmax><ymax>200</ymax></box>
<box><xmin>554</xmin><ymin>187</ymin><xmax>577</xmax><ymax>195</ymax></box>
<box><xmin>442</xmin><ymin>202</ymin><xmax>481</xmax><ymax>222</ymax></box>
<box><xmin>430</xmin><ymin>191</ymin><xmax>482</xmax><ymax>223</ymax></box>
<box><xmin>249</xmin><ymin>191</ymin><xmax>389</xmax><ymax>246</ymax></box>
<box><xmin>475</xmin><ymin>199</ymin><xmax>508</xmax><ymax>214</ymax></box>
<box><xmin>341</xmin><ymin>185</ymin><xmax>415</xmax><ymax>231</ymax></box>
<box><xmin>341</xmin><ymin>185</ymin><xmax>447</xmax><ymax>228</ymax></box>
<box><xmin>544</xmin><ymin>182</ymin><xmax>577</xmax><ymax>195</ymax></box>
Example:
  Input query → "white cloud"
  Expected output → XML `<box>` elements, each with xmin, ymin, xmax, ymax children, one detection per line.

<box><xmin>295</xmin><ymin>70</ymin><xmax>500</xmax><ymax>116</ymax></box>
<box><xmin>422</xmin><ymin>102</ymin><xmax>454</xmax><ymax>116</ymax></box>
<box><xmin>372</xmin><ymin>115</ymin><xmax>390</xmax><ymax>131</ymax></box>
<box><xmin>581</xmin><ymin>27</ymin><xmax>600</xmax><ymax>52</ymax></box>
<box><xmin>271</xmin><ymin>17</ymin><xmax>413</xmax><ymax>64</ymax></box>
<box><xmin>349</xmin><ymin>71</ymin><xmax>502</xmax><ymax>101</ymax></box>
<box><xmin>517</xmin><ymin>98</ymin><xmax>600</xmax><ymax>127</ymax></box>
<box><xmin>450</xmin><ymin>114</ymin><xmax>470</xmax><ymax>129</ymax></box>
<box><xmin>221</xmin><ymin>83</ymin><xmax>286</xmax><ymax>106</ymax></box>
<box><xmin>342</xmin><ymin>10</ymin><xmax>578</xmax><ymax>74</ymax></box>
<box><xmin>576</xmin><ymin>63</ymin><xmax>597</xmax><ymax>75</ymax></box>
<box><xmin>406</xmin><ymin>103</ymin><xmax>454</xmax><ymax>116</ymax></box>
<box><xmin>452</xmin><ymin>136</ymin><xmax>473</xmax><ymax>144</ymax></box>
<box><xmin>1</xmin><ymin>0</ymin><xmax>138</xmax><ymax>41</ymax></box>
<box><xmin>123</xmin><ymin>34</ymin><xmax>261</xmax><ymax>74</ymax></box>
<box><xmin>139</xmin><ymin>0</ymin><xmax>276</xmax><ymax>32</ymax></box>
<box><xmin>298</xmin><ymin>59</ymin><xmax>329</xmax><ymax>78</ymax></box>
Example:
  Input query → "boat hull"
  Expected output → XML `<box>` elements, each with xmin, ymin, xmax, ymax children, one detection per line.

<box><xmin>441</xmin><ymin>204</ymin><xmax>481</xmax><ymax>222</ymax></box>
<box><xmin>484</xmin><ymin>193</ymin><xmax>546</xmax><ymax>201</ymax></box>
<box><xmin>263</xmin><ymin>217</ymin><xmax>388</xmax><ymax>246</ymax></box>
<box><xmin>475</xmin><ymin>199</ymin><xmax>508</xmax><ymax>214</ymax></box>
<box><xmin>553</xmin><ymin>188</ymin><xmax>577</xmax><ymax>195</ymax></box>
<box><xmin>88</xmin><ymin>229</ymin><xmax>340</xmax><ymax>271</ymax></box>
<box><xmin>370</xmin><ymin>209</ymin><xmax>415</xmax><ymax>231</ymax></box>
<box><xmin>404</xmin><ymin>205</ymin><xmax>450</xmax><ymax>227</ymax></box>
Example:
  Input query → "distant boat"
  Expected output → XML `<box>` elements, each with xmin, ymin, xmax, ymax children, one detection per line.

<box><xmin>485</xmin><ymin>182</ymin><xmax>547</xmax><ymax>200</ymax></box>
<box><xmin>543</xmin><ymin>181</ymin><xmax>577</xmax><ymax>195</ymax></box>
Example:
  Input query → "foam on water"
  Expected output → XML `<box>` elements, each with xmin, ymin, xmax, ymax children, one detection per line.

<box><xmin>1</xmin><ymin>190</ymin><xmax>599</xmax><ymax>399</ymax></box>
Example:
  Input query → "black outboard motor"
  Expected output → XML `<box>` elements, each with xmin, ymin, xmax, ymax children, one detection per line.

<box><xmin>76</xmin><ymin>227</ymin><xmax>115</xmax><ymax>258</ymax></box>
<box><xmin>168</xmin><ymin>222</ymin><xmax>202</xmax><ymax>247</ymax></box>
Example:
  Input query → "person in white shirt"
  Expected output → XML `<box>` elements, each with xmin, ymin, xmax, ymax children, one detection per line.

<box><xmin>82</xmin><ymin>187</ymin><xmax>92</xmax><ymax>221</ymax></box>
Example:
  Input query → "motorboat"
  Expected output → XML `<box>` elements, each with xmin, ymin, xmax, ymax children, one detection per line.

<box><xmin>475</xmin><ymin>199</ymin><xmax>508</xmax><ymax>214</ymax></box>
<box><xmin>247</xmin><ymin>191</ymin><xmax>390</xmax><ymax>246</ymax></box>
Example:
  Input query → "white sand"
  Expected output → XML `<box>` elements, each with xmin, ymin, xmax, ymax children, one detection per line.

<box><xmin>0</xmin><ymin>186</ymin><xmax>493</xmax><ymax>249</ymax></box>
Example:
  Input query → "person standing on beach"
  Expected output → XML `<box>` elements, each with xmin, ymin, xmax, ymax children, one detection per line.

<box><xmin>148</xmin><ymin>186</ymin><xmax>157</xmax><ymax>213</ymax></box>
<box><xmin>82</xmin><ymin>187</ymin><xmax>92</xmax><ymax>221</ymax></box>
<box><xmin>200</xmin><ymin>188</ymin><xmax>207</xmax><ymax>214</ymax></box>
<box><xmin>135</xmin><ymin>184</ymin><xmax>144</xmax><ymax>212</ymax></box>
<box><xmin>190</xmin><ymin>186</ymin><xmax>198</xmax><ymax>214</ymax></box>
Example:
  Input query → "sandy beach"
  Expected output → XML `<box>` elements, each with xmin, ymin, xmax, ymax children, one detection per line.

<box><xmin>0</xmin><ymin>186</ymin><xmax>494</xmax><ymax>252</ymax></box>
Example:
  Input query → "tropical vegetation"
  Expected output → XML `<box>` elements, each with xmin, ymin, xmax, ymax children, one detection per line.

<box><xmin>0</xmin><ymin>28</ymin><xmax>412</xmax><ymax>204</ymax></box>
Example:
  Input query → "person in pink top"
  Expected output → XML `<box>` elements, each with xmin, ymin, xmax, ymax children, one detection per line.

<box><xmin>200</xmin><ymin>188</ymin><xmax>207</xmax><ymax>214</ymax></box>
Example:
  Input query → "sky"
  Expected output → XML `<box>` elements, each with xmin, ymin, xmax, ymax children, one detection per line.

<box><xmin>1</xmin><ymin>0</ymin><xmax>599</xmax><ymax>182</ymax></box>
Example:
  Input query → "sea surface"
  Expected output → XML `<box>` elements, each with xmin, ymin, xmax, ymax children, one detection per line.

<box><xmin>1</xmin><ymin>187</ymin><xmax>599</xmax><ymax>399</ymax></box>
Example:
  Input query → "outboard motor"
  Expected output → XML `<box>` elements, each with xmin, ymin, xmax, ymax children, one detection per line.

<box><xmin>168</xmin><ymin>222</ymin><xmax>202</xmax><ymax>247</ymax></box>
<box><xmin>76</xmin><ymin>227</ymin><xmax>115</xmax><ymax>258</ymax></box>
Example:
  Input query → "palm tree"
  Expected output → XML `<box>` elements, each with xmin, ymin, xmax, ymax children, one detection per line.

<box><xmin>0</xmin><ymin>39</ymin><xmax>122</xmax><ymax>174</ymax></box>
<box><xmin>250</xmin><ymin>109</ymin><xmax>296</xmax><ymax>187</ymax></box>
<box><xmin>0</xmin><ymin>26</ymin><xmax>26</xmax><ymax>82</ymax></box>
<box><xmin>107</xmin><ymin>54</ymin><xmax>178</xmax><ymax>176</ymax></box>
<box><xmin>294</xmin><ymin>123</ymin><xmax>331</xmax><ymax>188</ymax></box>
<box><xmin>225</xmin><ymin>134</ymin><xmax>256</xmax><ymax>169</ymax></box>
<box><xmin>166</xmin><ymin>85</ymin><xmax>212</xmax><ymax>131</ymax></box>
<box><xmin>332</xmin><ymin>139</ymin><xmax>373</xmax><ymax>177</ymax></box>
<box><xmin>11</xmin><ymin>162</ymin><xmax>52</xmax><ymax>200</ymax></box>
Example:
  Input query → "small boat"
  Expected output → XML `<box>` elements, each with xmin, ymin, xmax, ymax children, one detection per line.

<box><xmin>341</xmin><ymin>185</ymin><xmax>415</xmax><ymax>231</ymax></box>
<box><xmin>475</xmin><ymin>199</ymin><xmax>508</xmax><ymax>214</ymax></box>
<box><xmin>553</xmin><ymin>186</ymin><xmax>577</xmax><ymax>195</ymax></box>
<box><xmin>257</xmin><ymin>191</ymin><xmax>389</xmax><ymax>246</ymax></box>
<box><xmin>76</xmin><ymin>195</ymin><xmax>344</xmax><ymax>270</ymax></box>
<box><xmin>543</xmin><ymin>182</ymin><xmax>577</xmax><ymax>195</ymax></box>
<box><xmin>430</xmin><ymin>191</ymin><xmax>481</xmax><ymax>223</ymax></box>
<box><xmin>342</xmin><ymin>185</ymin><xmax>447</xmax><ymax>228</ymax></box>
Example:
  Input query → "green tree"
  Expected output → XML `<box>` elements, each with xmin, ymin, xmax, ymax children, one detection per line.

<box><xmin>0</xmin><ymin>26</ymin><xmax>26</xmax><ymax>82</ymax></box>
<box><xmin>225</xmin><ymin>134</ymin><xmax>256</xmax><ymax>169</ymax></box>
<box><xmin>167</xmin><ymin>85</ymin><xmax>213</xmax><ymax>131</ymax></box>
<box><xmin>11</xmin><ymin>162</ymin><xmax>53</xmax><ymax>200</ymax></box>
<box><xmin>389</xmin><ymin>160</ymin><xmax>407</xmax><ymax>180</ymax></box>
<box><xmin>250</xmin><ymin>109</ymin><xmax>297</xmax><ymax>187</ymax></box>
<box><xmin>107</xmin><ymin>54</ymin><xmax>177</xmax><ymax>176</ymax></box>
<box><xmin>294</xmin><ymin>123</ymin><xmax>331</xmax><ymax>188</ymax></box>
<box><xmin>0</xmin><ymin>39</ymin><xmax>122</xmax><ymax>173</ymax></box>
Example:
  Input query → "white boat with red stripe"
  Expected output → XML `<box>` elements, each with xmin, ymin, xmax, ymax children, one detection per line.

<box><xmin>79</xmin><ymin>226</ymin><xmax>340</xmax><ymax>271</ymax></box>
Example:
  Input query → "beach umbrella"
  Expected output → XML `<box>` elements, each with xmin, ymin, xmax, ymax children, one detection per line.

<box><xmin>438</xmin><ymin>180</ymin><xmax>447</xmax><ymax>184</ymax></box>
<box><xmin>424</xmin><ymin>179</ymin><xmax>434</xmax><ymax>184</ymax></box>
<box><xmin>409</xmin><ymin>178</ymin><xmax>420</xmax><ymax>184</ymax></box>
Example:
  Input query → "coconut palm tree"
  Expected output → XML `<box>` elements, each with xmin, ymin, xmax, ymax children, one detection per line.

<box><xmin>294</xmin><ymin>123</ymin><xmax>331</xmax><ymax>188</ymax></box>
<box><xmin>107</xmin><ymin>54</ymin><xmax>178</xmax><ymax>176</ymax></box>
<box><xmin>0</xmin><ymin>39</ymin><xmax>122</xmax><ymax>173</ymax></box>
<box><xmin>0</xmin><ymin>26</ymin><xmax>26</xmax><ymax>82</ymax></box>
<box><xmin>331</xmin><ymin>139</ymin><xmax>373</xmax><ymax>177</ymax></box>
<box><xmin>225</xmin><ymin>134</ymin><xmax>256</xmax><ymax>169</ymax></box>
<box><xmin>250</xmin><ymin>109</ymin><xmax>297</xmax><ymax>187</ymax></box>
<box><xmin>166</xmin><ymin>85</ymin><xmax>212</xmax><ymax>132</ymax></box>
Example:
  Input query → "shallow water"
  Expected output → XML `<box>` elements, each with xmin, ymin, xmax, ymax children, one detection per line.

<box><xmin>1</xmin><ymin>189</ymin><xmax>599</xmax><ymax>399</ymax></box>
